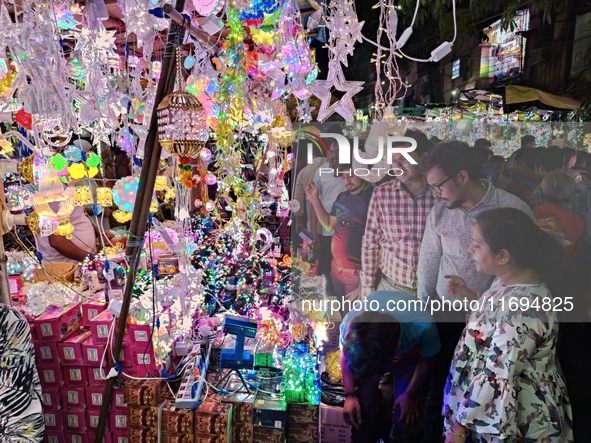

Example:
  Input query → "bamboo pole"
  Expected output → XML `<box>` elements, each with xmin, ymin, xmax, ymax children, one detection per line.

<box><xmin>93</xmin><ymin>0</ymin><xmax>187</xmax><ymax>440</ymax></box>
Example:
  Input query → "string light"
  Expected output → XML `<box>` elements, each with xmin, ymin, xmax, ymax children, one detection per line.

<box><xmin>96</xmin><ymin>187</ymin><xmax>113</xmax><ymax>207</ymax></box>
<box><xmin>74</xmin><ymin>186</ymin><xmax>93</xmax><ymax>206</ymax></box>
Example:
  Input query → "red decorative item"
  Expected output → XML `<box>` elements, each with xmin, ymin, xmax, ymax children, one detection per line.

<box><xmin>15</xmin><ymin>108</ymin><xmax>32</xmax><ymax>130</ymax></box>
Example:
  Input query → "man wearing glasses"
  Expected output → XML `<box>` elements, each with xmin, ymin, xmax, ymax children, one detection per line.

<box><xmin>417</xmin><ymin>141</ymin><xmax>534</xmax><ymax>442</ymax></box>
<box><xmin>359</xmin><ymin>129</ymin><xmax>436</xmax><ymax>298</ymax></box>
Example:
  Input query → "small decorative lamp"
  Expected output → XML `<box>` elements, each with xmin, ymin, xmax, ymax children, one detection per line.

<box><xmin>74</xmin><ymin>186</ymin><xmax>93</xmax><ymax>206</ymax></box>
<box><xmin>96</xmin><ymin>187</ymin><xmax>113</xmax><ymax>207</ymax></box>
<box><xmin>157</xmin><ymin>47</ymin><xmax>209</xmax><ymax>160</ymax></box>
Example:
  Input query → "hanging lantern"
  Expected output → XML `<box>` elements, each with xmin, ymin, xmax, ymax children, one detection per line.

<box><xmin>96</xmin><ymin>187</ymin><xmax>113</xmax><ymax>207</ymax></box>
<box><xmin>74</xmin><ymin>186</ymin><xmax>93</xmax><ymax>206</ymax></box>
<box><xmin>157</xmin><ymin>47</ymin><xmax>209</xmax><ymax>159</ymax></box>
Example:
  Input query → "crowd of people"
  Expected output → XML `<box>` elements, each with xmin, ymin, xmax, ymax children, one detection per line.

<box><xmin>293</xmin><ymin>131</ymin><xmax>591</xmax><ymax>442</ymax></box>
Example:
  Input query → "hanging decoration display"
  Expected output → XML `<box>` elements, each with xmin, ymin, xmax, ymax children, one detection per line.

<box><xmin>157</xmin><ymin>47</ymin><xmax>209</xmax><ymax>160</ymax></box>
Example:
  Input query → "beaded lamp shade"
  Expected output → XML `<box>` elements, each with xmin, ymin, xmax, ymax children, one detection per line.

<box><xmin>157</xmin><ymin>47</ymin><xmax>208</xmax><ymax>159</ymax></box>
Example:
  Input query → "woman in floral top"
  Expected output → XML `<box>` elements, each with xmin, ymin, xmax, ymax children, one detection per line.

<box><xmin>443</xmin><ymin>208</ymin><xmax>573</xmax><ymax>443</ymax></box>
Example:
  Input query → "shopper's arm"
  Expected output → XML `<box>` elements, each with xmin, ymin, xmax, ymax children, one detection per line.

<box><xmin>417</xmin><ymin>212</ymin><xmax>442</xmax><ymax>302</ymax></box>
<box><xmin>340</xmin><ymin>351</ymin><xmax>362</xmax><ymax>430</ymax></box>
<box><xmin>48</xmin><ymin>235</ymin><xmax>90</xmax><ymax>262</ymax></box>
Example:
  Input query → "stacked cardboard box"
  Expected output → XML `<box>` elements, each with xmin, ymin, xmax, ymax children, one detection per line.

<box><xmin>161</xmin><ymin>399</ymin><xmax>195</xmax><ymax>442</ymax></box>
<box><xmin>253</xmin><ymin>391</ymin><xmax>287</xmax><ymax>443</ymax></box>
<box><xmin>319</xmin><ymin>404</ymin><xmax>350</xmax><ymax>443</ymax></box>
<box><xmin>36</xmin><ymin>298</ymin><xmax>136</xmax><ymax>443</ymax></box>
<box><xmin>221</xmin><ymin>391</ymin><xmax>254</xmax><ymax>443</ymax></box>
<box><xmin>124</xmin><ymin>379</ymin><xmax>163</xmax><ymax>443</ymax></box>
<box><xmin>287</xmin><ymin>403</ymin><xmax>319</xmax><ymax>443</ymax></box>
<box><xmin>194</xmin><ymin>401</ymin><xmax>232</xmax><ymax>442</ymax></box>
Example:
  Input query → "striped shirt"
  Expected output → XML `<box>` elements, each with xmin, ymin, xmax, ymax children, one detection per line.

<box><xmin>361</xmin><ymin>179</ymin><xmax>437</xmax><ymax>297</ymax></box>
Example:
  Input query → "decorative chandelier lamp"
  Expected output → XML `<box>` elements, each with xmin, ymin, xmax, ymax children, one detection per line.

<box><xmin>157</xmin><ymin>47</ymin><xmax>209</xmax><ymax>187</ymax></box>
<box><xmin>157</xmin><ymin>46</ymin><xmax>212</xmax><ymax>220</ymax></box>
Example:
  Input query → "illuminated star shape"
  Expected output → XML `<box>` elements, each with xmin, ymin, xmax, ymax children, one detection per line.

<box><xmin>262</xmin><ymin>10</ymin><xmax>281</xmax><ymax>27</ymax></box>
<box><xmin>296</xmin><ymin>99</ymin><xmax>314</xmax><ymax>123</ymax></box>
<box><xmin>307</xmin><ymin>79</ymin><xmax>336</xmax><ymax>122</ymax></box>
<box><xmin>89</xmin><ymin>121</ymin><xmax>112</xmax><ymax>146</ymax></box>
<box><xmin>332</xmin><ymin>79</ymin><xmax>364</xmax><ymax>121</ymax></box>
<box><xmin>96</xmin><ymin>29</ymin><xmax>117</xmax><ymax>52</ymax></box>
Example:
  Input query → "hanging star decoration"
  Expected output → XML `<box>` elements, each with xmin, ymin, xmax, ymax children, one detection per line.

<box><xmin>295</xmin><ymin>99</ymin><xmax>314</xmax><ymax>123</ymax></box>
<box><xmin>325</xmin><ymin>0</ymin><xmax>364</xmax><ymax>67</ymax></box>
<box><xmin>308</xmin><ymin>64</ymin><xmax>363</xmax><ymax>122</ymax></box>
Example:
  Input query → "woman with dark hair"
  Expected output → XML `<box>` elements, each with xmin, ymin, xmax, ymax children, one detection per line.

<box><xmin>442</xmin><ymin>208</ymin><xmax>573</xmax><ymax>442</ymax></box>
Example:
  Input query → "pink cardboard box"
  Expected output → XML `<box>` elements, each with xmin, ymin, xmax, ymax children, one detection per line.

<box><xmin>58</xmin><ymin>331</ymin><xmax>91</xmax><ymax>366</ymax></box>
<box><xmin>43</xmin><ymin>430</ymin><xmax>66</xmax><ymax>443</ymax></box>
<box><xmin>127</xmin><ymin>323</ymin><xmax>152</xmax><ymax>346</ymax></box>
<box><xmin>87</xmin><ymin>409</ymin><xmax>110</xmax><ymax>431</ymax></box>
<box><xmin>87</xmin><ymin>366</ymin><xmax>107</xmax><ymax>386</ymax></box>
<box><xmin>63</xmin><ymin>366</ymin><xmax>88</xmax><ymax>387</ymax></box>
<box><xmin>34</xmin><ymin>304</ymin><xmax>81</xmax><ymax>342</ymax></box>
<box><xmin>111</xmin><ymin>387</ymin><xmax>127</xmax><ymax>412</ymax></box>
<box><xmin>85</xmin><ymin>386</ymin><xmax>106</xmax><ymax>411</ymax></box>
<box><xmin>111</xmin><ymin>431</ymin><xmax>129</xmax><ymax>443</ymax></box>
<box><xmin>39</xmin><ymin>365</ymin><xmax>64</xmax><ymax>387</ymax></box>
<box><xmin>81</xmin><ymin>295</ymin><xmax>107</xmax><ymax>327</ymax></box>
<box><xmin>109</xmin><ymin>411</ymin><xmax>129</xmax><ymax>433</ymax></box>
<box><xmin>63</xmin><ymin>408</ymin><xmax>87</xmax><ymax>433</ymax></box>
<box><xmin>89</xmin><ymin>311</ymin><xmax>115</xmax><ymax>345</ymax></box>
<box><xmin>44</xmin><ymin>410</ymin><xmax>64</xmax><ymax>430</ymax></box>
<box><xmin>128</xmin><ymin>345</ymin><xmax>157</xmax><ymax>371</ymax></box>
<box><xmin>41</xmin><ymin>386</ymin><xmax>62</xmax><ymax>411</ymax></box>
<box><xmin>64</xmin><ymin>433</ymin><xmax>88</xmax><ymax>443</ymax></box>
<box><xmin>82</xmin><ymin>337</ymin><xmax>106</xmax><ymax>367</ymax></box>
<box><xmin>61</xmin><ymin>387</ymin><xmax>86</xmax><ymax>409</ymax></box>
<box><xmin>35</xmin><ymin>341</ymin><xmax>60</xmax><ymax>365</ymax></box>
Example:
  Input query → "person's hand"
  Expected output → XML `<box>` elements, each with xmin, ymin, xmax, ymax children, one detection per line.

<box><xmin>304</xmin><ymin>181</ymin><xmax>319</xmax><ymax>200</ymax></box>
<box><xmin>393</xmin><ymin>391</ymin><xmax>421</xmax><ymax>426</ymax></box>
<box><xmin>445</xmin><ymin>275</ymin><xmax>477</xmax><ymax>301</ymax></box>
<box><xmin>444</xmin><ymin>423</ymin><xmax>469</xmax><ymax>443</ymax></box>
<box><xmin>343</xmin><ymin>396</ymin><xmax>362</xmax><ymax>430</ymax></box>
<box><xmin>346</xmin><ymin>287</ymin><xmax>362</xmax><ymax>302</ymax></box>
<box><xmin>445</xmin><ymin>432</ymin><xmax>468</xmax><ymax>443</ymax></box>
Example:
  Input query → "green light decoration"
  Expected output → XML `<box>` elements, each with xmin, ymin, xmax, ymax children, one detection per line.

<box><xmin>86</xmin><ymin>152</ymin><xmax>101</xmax><ymax>168</ymax></box>
<box><xmin>210</xmin><ymin>2</ymin><xmax>265</xmax><ymax>231</ymax></box>
<box><xmin>50</xmin><ymin>154</ymin><xmax>68</xmax><ymax>171</ymax></box>
<box><xmin>282</xmin><ymin>349</ymin><xmax>321</xmax><ymax>405</ymax></box>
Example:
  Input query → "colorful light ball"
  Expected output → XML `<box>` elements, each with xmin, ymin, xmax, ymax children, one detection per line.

<box><xmin>113</xmin><ymin>176</ymin><xmax>140</xmax><ymax>212</ymax></box>
<box><xmin>184</xmin><ymin>56</ymin><xmax>196</xmax><ymax>69</ymax></box>
<box><xmin>204</xmin><ymin>173</ymin><xmax>217</xmax><ymax>186</ymax></box>
<box><xmin>199</xmin><ymin>148</ymin><xmax>212</xmax><ymax>162</ymax></box>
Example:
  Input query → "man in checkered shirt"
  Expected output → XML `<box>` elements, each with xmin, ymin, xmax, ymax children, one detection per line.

<box><xmin>359</xmin><ymin>129</ymin><xmax>436</xmax><ymax>298</ymax></box>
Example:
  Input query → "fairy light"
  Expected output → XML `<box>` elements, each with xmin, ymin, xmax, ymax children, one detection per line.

<box><xmin>74</xmin><ymin>186</ymin><xmax>93</xmax><ymax>206</ymax></box>
<box><xmin>96</xmin><ymin>187</ymin><xmax>113</xmax><ymax>207</ymax></box>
